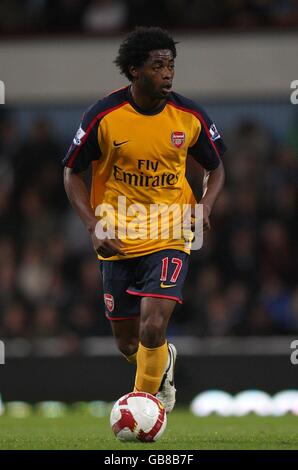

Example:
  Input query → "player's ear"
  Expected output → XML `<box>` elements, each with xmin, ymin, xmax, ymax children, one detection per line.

<box><xmin>129</xmin><ymin>66</ymin><xmax>139</xmax><ymax>80</ymax></box>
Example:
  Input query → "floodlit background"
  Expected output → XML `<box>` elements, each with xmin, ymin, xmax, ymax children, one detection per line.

<box><xmin>0</xmin><ymin>1</ymin><xmax>298</xmax><ymax>409</ymax></box>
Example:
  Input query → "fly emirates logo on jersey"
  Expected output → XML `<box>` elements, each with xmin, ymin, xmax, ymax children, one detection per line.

<box><xmin>113</xmin><ymin>159</ymin><xmax>179</xmax><ymax>188</ymax></box>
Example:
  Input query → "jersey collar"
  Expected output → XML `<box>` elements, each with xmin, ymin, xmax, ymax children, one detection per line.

<box><xmin>126</xmin><ymin>86</ymin><xmax>168</xmax><ymax>116</ymax></box>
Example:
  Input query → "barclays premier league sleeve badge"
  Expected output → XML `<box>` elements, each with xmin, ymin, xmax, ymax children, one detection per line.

<box><xmin>209</xmin><ymin>123</ymin><xmax>221</xmax><ymax>141</ymax></box>
<box><xmin>73</xmin><ymin>125</ymin><xmax>86</xmax><ymax>146</ymax></box>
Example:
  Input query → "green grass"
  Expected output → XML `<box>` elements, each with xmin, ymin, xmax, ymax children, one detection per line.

<box><xmin>0</xmin><ymin>409</ymin><xmax>298</xmax><ymax>450</ymax></box>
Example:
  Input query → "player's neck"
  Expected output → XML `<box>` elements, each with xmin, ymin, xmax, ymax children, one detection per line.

<box><xmin>130</xmin><ymin>84</ymin><xmax>166</xmax><ymax>112</ymax></box>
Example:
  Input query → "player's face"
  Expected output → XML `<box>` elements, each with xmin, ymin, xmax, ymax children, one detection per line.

<box><xmin>138</xmin><ymin>49</ymin><xmax>175</xmax><ymax>99</ymax></box>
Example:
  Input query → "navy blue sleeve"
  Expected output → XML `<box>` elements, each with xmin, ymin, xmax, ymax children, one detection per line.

<box><xmin>62</xmin><ymin>102</ymin><xmax>102</xmax><ymax>173</ymax></box>
<box><xmin>189</xmin><ymin>107</ymin><xmax>227</xmax><ymax>171</ymax></box>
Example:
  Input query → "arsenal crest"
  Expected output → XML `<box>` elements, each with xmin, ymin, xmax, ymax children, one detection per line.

<box><xmin>171</xmin><ymin>131</ymin><xmax>185</xmax><ymax>148</ymax></box>
<box><xmin>104</xmin><ymin>293</ymin><xmax>114</xmax><ymax>312</ymax></box>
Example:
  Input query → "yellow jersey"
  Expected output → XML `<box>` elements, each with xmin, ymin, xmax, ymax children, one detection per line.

<box><xmin>63</xmin><ymin>86</ymin><xmax>226</xmax><ymax>260</ymax></box>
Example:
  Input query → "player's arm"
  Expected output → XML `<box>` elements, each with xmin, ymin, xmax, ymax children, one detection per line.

<box><xmin>188</xmin><ymin>110</ymin><xmax>227</xmax><ymax>231</ymax></box>
<box><xmin>62</xmin><ymin>109</ymin><xmax>125</xmax><ymax>258</ymax></box>
<box><xmin>200</xmin><ymin>161</ymin><xmax>225</xmax><ymax>231</ymax></box>
<box><xmin>63</xmin><ymin>168</ymin><xmax>125</xmax><ymax>258</ymax></box>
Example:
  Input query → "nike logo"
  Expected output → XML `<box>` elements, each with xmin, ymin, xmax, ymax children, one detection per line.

<box><xmin>160</xmin><ymin>282</ymin><xmax>177</xmax><ymax>289</ymax></box>
<box><xmin>113</xmin><ymin>140</ymin><xmax>129</xmax><ymax>147</ymax></box>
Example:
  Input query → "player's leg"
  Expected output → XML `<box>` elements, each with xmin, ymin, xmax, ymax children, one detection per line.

<box><xmin>110</xmin><ymin>317</ymin><xmax>140</xmax><ymax>364</ymax></box>
<box><xmin>139</xmin><ymin>297</ymin><xmax>174</xmax><ymax>347</ymax></box>
<box><xmin>99</xmin><ymin>258</ymin><xmax>141</xmax><ymax>364</ymax></box>
<box><xmin>127</xmin><ymin>249</ymin><xmax>189</xmax><ymax>411</ymax></box>
<box><xmin>134</xmin><ymin>297</ymin><xmax>176</xmax><ymax>396</ymax></box>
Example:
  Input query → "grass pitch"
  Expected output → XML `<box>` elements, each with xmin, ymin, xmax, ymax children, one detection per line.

<box><xmin>0</xmin><ymin>409</ymin><xmax>297</xmax><ymax>450</ymax></box>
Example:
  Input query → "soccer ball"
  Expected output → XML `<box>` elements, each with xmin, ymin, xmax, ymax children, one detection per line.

<box><xmin>110</xmin><ymin>392</ymin><xmax>167</xmax><ymax>442</ymax></box>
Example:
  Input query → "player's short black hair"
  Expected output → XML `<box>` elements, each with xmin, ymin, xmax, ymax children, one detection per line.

<box><xmin>115</xmin><ymin>26</ymin><xmax>177</xmax><ymax>81</ymax></box>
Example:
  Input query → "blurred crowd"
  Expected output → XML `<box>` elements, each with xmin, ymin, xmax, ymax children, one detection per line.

<box><xmin>183</xmin><ymin>120</ymin><xmax>298</xmax><ymax>336</ymax></box>
<box><xmin>1</xmin><ymin>0</ymin><xmax>298</xmax><ymax>35</ymax></box>
<box><xmin>0</xmin><ymin>109</ymin><xmax>297</xmax><ymax>348</ymax></box>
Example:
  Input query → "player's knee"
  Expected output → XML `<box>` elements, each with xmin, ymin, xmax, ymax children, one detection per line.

<box><xmin>118</xmin><ymin>341</ymin><xmax>138</xmax><ymax>357</ymax></box>
<box><xmin>140</xmin><ymin>316</ymin><xmax>166</xmax><ymax>348</ymax></box>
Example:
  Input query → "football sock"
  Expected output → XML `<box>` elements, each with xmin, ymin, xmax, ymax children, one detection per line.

<box><xmin>123</xmin><ymin>351</ymin><xmax>137</xmax><ymax>365</ymax></box>
<box><xmin>134</xmin><ymin>342</ymin><xmax>168</xmax><ymax>395</ymax></box>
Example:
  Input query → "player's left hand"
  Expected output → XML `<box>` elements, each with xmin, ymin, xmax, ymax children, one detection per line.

<box><xmin>191</xmin><ymin>204</ymin><xmax>211</xmax><ymax>232</ymax></box>
<box><xmin>202</xmin><ymin>204</ymin><xmax>211</xmax><ymax>232</ymax></box>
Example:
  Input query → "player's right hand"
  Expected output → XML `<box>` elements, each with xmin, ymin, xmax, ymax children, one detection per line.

<box><xmin>91</xmin><ymin>231</ymin><xmax>126</xmax><ymax>258</ymax></box>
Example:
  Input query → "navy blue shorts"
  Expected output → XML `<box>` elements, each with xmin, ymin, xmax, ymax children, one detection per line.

<box><xmin>99</xmin><ymin>249</ymin><xmax>190</xmax><ymax>321</ymax></box>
